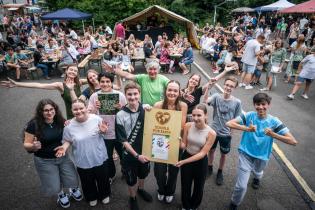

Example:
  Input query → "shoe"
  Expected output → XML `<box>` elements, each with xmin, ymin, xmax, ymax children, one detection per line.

<box><xmin>216</xmin><ymin>171</ymin><xmax>224</xmax><ymax>185</ymax></box>
<box><xmin>183</xmin><ymin>70</ymin><xmax>190</xmax><ymax>75</ymax></box>
<box><xmin>137</xmin><ymin>188</ymin><xmax>153</xmax><ymax>202</ymax></box>
<box><xmin>69</xmin><ymin>188</ymin><xmax>83</xmax><ymax>201</ymax></box>
<box><xmin>45</xmin><ymin>76</ymin><xmax>51</xmax><ymax>80</ymax></box>
<box><xmin>260</xmin><ymin>87</ymin><xmax>270</xmax><ymax>91</ymax></box>
<box><xmin>60</xmin><ymin>73</ymin><xmax>65</xmax><ymax>78</ymax></box>
<box><xmin>301</xmin><ymin>94</ymin><xmax>309</xmax><ymax>99</ymax></box>
<box><xmin>252</xmin><ymin>178</ymin><xmax>260</xmax><ymax>189</ymax></box>
<box><xmin>16</xmin><ymin>78</ymin><xmax>21</xmax><ymax>82</ymax></box>
<box><xmin>238</xmin><ymin>83</ymin><xmax>245</xmax><ymax>87</ymax></box>
<box><xmin>208</xmin><ymin>165</ymin><xmax>213</xmax><ymax>176</ymax></box>
<box><xmin>213</xmin><ymin>70</ymin><xmax>219</xmax><ymax>74</ymax></box>
<box><xmin>157</xmin><ymin>193</ymin><xmax>164</xmax><ymax>201</ymax></box>
<box><xmin>256</xmin><ymin>81</ymin><xmax>263</xmax><ymax>86</ymax></box>
<box><xmin>57</xmin><ymin>192</ymin><xmax>70</xmax><ymax>208</ymax></box>
<box><xmin>229</xmin><ymin>202</ymin><xmax>238</xmax><ymax>210</ymax></box>
<box><xmin>102</xmin><ymin>196</ymin><xmax>110</xmax><ymax>204</ymax></box>
<box><xmin>245</xmin><ymin>85</ymin><xmax>253</xmax><ymax>90</ymax></box>
<box><xmin>165</xmin><ymin>195</ymin><xmax>174</xmax><ymax>203</ymax></box>
<box><xmin>89</xmin><ymin>200</ymin><xmax>97</xmax><ymax>207</ymax></box>
<box><xmin>287</xmin><ymin>94</ymin><xmax>295</xmax><ymax>100</ymax></box>
<box><xmin>129</xmin><ymin>197</ymin><xmax>139</xmax><ymax>210</ymax></box>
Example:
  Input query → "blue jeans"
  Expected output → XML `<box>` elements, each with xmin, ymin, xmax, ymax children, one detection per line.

<box><xmin>34</xmin><ymin>155</ymin><xmax>79</xmax><ymax>196</ymax></box>
<box><xmin>36</xmin><ymin>63</ymin><xmax>49</xmax><ymax>77</ymax></box>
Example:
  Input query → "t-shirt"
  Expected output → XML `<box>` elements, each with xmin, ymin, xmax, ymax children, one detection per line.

<box><xmin>115</xmin><ymin>104</ymin><xmax>145</xmax><ymax>161</ymax></box>
<box><xmin>181</xmin><ymin>87</ymin><xmax>203</xmax><ymax>114</ymax></box>
<box><xmin>237</xmin><ymin>111</ymin><xmax>289</xmax><ymax>160</ymax></box>
<box><xmin>88</xmin><ymin>89</ymin><xmax>127</xmax><ymax>139</ymax></box>
<box><xmin>5</xmin><ymin>53</ymin><xmax>18</xmax><ymax>64</ymax></box>
<box><xmin>299</xmin><ymin>54</ymin><xmax>315</xmax><ymax>80</ymax></box>
<box><xmin>63</xmin><ymin>114</ymin><xmax>108</xmax><ymax>169</ymax></box>
<box><xmin>207</xmin><ymin>93</ymin><xmax>242</xmax><ymax>137</ymax></box>
<box><xmin>26</xmin><ymin>120</ymin><xmax>63</xmax><ymax>159</ymax></box>
<box><xmin>241</xmin><ymin>39</ymin><xmax>261</xmax><ymax>66</ymax></box>
<box><xmin>135</xmin><ymin>74</ymin><xmax>169</xmax><ymax>106</ymax></box>
<box><xmin>82</xmin><ymin>87</ymin><xmax>101</xmax><ymax>100</ymax></box>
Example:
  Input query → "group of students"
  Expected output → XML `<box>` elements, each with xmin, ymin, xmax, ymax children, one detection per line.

<box><xmin>1</xmin><ymin>59</ymin><xmax>298</xmax><ymax>210</ymax></box>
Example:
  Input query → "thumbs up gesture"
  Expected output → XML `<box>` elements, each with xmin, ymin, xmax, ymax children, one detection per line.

<box><xmin>247</xmin><ymin>120</ymin><xmax>256</xmax><ymax>132</ymax></box>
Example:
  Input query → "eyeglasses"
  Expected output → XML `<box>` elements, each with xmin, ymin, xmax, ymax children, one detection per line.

<box><xmin>43</xmin><ymin>108</ymin><xmax>55</xmax><ymax>113</ymax></box>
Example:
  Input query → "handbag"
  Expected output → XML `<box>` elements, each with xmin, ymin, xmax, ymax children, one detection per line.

<box><xmin>270</xmin><ymin>55</ymin><xmax>281</xmax><ymax>74</ymax></box>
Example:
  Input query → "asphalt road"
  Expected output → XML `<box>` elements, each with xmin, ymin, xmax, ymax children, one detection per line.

<box><xmin>0</xmin><ymin>53</ymin><xmax>313</xmax><ymax>210</ymax></box>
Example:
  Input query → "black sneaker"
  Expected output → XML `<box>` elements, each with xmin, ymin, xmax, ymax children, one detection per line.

<box><xmin>129</xmin><ymin>197</ymin><xmax>139</xmax><ymax>210</ymax></box>
<box><xmin>252</xmin><ymin>178</ymin><xmax>260</xmax><ymax>189</ymax></box>
<box><xmin>57</xmin><ymin>192</ymin><xmax>70</xmax><ymax>208</ymax></box>
<box><xmin>208</xmin><ymin>165</ymin><xmax>213</xmax><ymax>176</ymax></box>
<box><xmin>137</xmin><ymin>188</ymin><xmax>153</xmax><ymax>202</ymax></box>
<box><xmin>229</xmin><ymin>202</ymin><xmax>238</xmax><ymax>210</ymax></box>
<box><xmin>216</xmin><ymin>171</ymin><xmax>223</xmax><ymax>185</ymax></box>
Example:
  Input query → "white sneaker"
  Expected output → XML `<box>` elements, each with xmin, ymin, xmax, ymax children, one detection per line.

<box><xmin>238</xmin><ymin>83</ymin><xmax>245</xmax><ymax>87</ymax></box>
<box><xmin>213</xmin><ymin>70</ymin><xmax>219</xmax><ymax>74</ymax></box>
<box><xmin>260</xmin><ymin>87</ymin><xmax>269</xmax><ymax>91</ymax></box>
<box><xmin>301</xmin><ymin>94</ymin><xmax>309</xmax><ymax>99</ymax></box>
<box><xmin>287</xmin><ymin>94</ymin><xmax>295</xmax><ymax>100</ymax></box>
<box><xmin>57</xmin><ymin>192</ymin><xmax>70</xmax><ymax>208</ymax></box>
<box><xmin>102</xmin><ymin>196</ymin><xmax>110</xmax><ymax>204</ymax></box>
<box><xmin>165</xmin><ymin>195</ymin><xmax>174</xmax><ymax>203</ymax></box>
<box><xmin>245</xmin><ymin>85</ymin><xmax>253</xmax><ymax>90</ymax></box>
<box><xmin>157</xmin><ymin>193</ymin><xmax>164</xmax><ymax>201</ymax></box>
<box><xmin>89</xmin><ymin>200</ymin><xmax>97</xmax><ymax>207</ymax></box>
<box><xmin>69</xmin><ymin>188</ymin><xmax>83</xmax><ymax>201</ymax></box>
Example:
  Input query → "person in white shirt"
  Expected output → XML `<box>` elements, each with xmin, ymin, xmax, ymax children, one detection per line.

<box><xmin>68</xmin><ymin>28</ymin><xmax>78</xmax><ymax>40</ymax></box>
<box><xmin>239</xmin><ymin>35</ymin><xmax>265</xmax><ymax>90</ymax></box>
<box><xmin>299</xmin><ymin>17</ymin><xmax>309</xmax><ymax>33</ymax></box>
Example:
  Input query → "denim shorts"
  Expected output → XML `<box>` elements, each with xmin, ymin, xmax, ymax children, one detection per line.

<box><xmin>242</xmin><ymin>63</ymin><xmax>256</xmax><ymax>74</ymax></box>
<box><xmin>297</xmin><ymin>76</ymin><xmax>313</xmax><ymax>83</ymax></box>
<box><xmin>34</xmin><ymin>155</ymin><xmax>79</xmax><ymax>196</ymax></box>
<box><xmin>211</xmin><ymin>136</ymin><xmax>232</xmax><ymax>154</ymax></box>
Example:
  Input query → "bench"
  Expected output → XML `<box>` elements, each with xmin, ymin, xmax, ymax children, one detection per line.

<box><xmin>78</xmin><ymin>55</ymin><xmax>91</xmax><ymax>76</ymax></box>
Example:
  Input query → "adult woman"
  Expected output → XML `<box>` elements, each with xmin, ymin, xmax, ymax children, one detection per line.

<box><xmin>175</xmin><ymin>104</ymin><xmax>216</xmax><ymax>210</ymax></box>
<box><xmin>288</xmin><ymin>22</ymin><xmax>299</xmax><ymax>46</ymax></box>
<box><xmin>1</xmin><ymin>65</ymin><xmax>85</xmax><ymax>119</ymax></box>
<box><xmin>78</xmin><ymin>34</ymin><xmax>92</xmax><ymax>55</ymax></box>
<box><xmin>153</xmin><ymin>80</ymin><xmax>188</xmax><ymax>203</ymax></box>
<box><xmin>55</xmin><ymin>99</ymin><xmax>111</xmax><ymax>207</ymax></box>
<box><xmin>260</xmin><ymin>40</ymin><xmax>286</xmax><ymax>91</ymax></box>
<box><xmin>287</xmin><ymin>46</ymin><xmax>315</xmax><ymax>100</ymax></box>
<box><xmin>179</xmin><ymin>42</ymin><xmax>194</xmax><ymax>75</ymax></box>
<box><xmin>127</xmin><ymin>34</ymin><xmax>136</xmax><ymax>46</ymax></box>
<box><xmin>159</xmin><ymin>41</ymin><xmax>175</xmax><ymax>73</ymax></box>
<box><xmin>24</xmin><ymin>99</ymin><xmax>82</xmax><ymax>208</ymax></box>
<box><xmin>286</xmin><ymin>35</ymin><xmax>307</xmax><ymax>83</ymax></box>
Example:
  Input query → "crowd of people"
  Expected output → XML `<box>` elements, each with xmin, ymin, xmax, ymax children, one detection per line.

<box><xmin>198</xmin><ymin>13</ymin><xmax>315</xmax><ymax>99</ymax></box>
<box><xmin>0</xmin><ymin>10</ymin><xmax>310</xmax><ymax>210</ymax></box>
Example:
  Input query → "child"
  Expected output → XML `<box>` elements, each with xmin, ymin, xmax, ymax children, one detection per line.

<box><xmin>227</xmin><ymin>93</ymin><xmax>297</xmax><ymax>210</ymax></box>
<box><xmin>115</xmin><ymin>82</ymin><xmax>152</xmax><ymax>210</ymax></box>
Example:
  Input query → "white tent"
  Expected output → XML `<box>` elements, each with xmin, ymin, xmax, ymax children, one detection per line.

<box><xmin>255</xmin><ymin>0</ymin><xmax>295</xmax><ymax>12</ymax></box>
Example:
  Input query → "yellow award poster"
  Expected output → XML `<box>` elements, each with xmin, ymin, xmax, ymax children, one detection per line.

<box><xmin>142</xmin><ymin>108</ymin><xmax>182</xmax><ymax>164</ymax></box>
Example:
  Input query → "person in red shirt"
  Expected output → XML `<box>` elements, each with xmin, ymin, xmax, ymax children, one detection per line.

<box><xmin>115</xmin><ymin>22</ymin><xmax>126</xmax><ymax>40</ymax></box>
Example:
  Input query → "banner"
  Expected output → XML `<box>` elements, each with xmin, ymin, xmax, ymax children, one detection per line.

<box><xmin>142</xmin><ymin>108</ymin><xmax>182</xmax><ymax>164</ymax></box>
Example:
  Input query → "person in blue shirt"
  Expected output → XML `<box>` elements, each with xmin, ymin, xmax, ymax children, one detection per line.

<box><xmin>179</xmin><ymin>42</ymin><xmax>194</xmax><ymax>75</ymax></box>
<box><xmin>226</xmin><ymin>93</ymin><xmax>297</xmax><ymax>210</ymax></box>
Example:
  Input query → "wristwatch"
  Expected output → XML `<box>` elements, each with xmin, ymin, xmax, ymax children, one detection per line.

<box><xmin>135</xmin><ymin>154</ymin><xmax>139</xmax><ymax>159</ymax></box>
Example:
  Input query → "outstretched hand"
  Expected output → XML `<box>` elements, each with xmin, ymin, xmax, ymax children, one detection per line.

<box><xmin>99</xmin><ymin>120</ymin><xmax>109</xmax><ymax>133</ymax></box>
<box><xmin>0</xmin><ymin>78</ymin><xmax>17</xmax><ymax>88</ymax></box>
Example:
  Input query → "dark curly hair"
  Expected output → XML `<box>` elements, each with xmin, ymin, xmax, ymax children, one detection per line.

<box><xmin>33</xmin><ymin>99</ymin><xmax>65</xmax><ymax>140</ymax></box>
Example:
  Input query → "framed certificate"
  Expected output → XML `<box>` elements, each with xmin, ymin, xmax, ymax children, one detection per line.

<box><xmin>142</xmin><ymin>108</ymin><xmax>182</xmax><ymax>164</ymax></box>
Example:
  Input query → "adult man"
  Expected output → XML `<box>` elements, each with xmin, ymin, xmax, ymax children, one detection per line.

<box><xmin>205</xmin><ymin>76</ymin><xmax>242</xmax><ymax>185</ymax></box>
<box><xmin>5</xmin><ymin>47</ymin><xmax>21</xmax><ymax>81</ymax></box>
<box><xmin>45</xmin><ymin>39</ymin><xmax>58</xmax><ymax>54</ymax></box>
<box><xmin>116</xmin><ymin>82</ymin><xmax>152</xmax><ymax>210</ymax></box>
<box><xmin>239</xmin><ymin>34</ymin><xmax>265</xmax><ymax>90</ymax></box>
<box><xmin>68</xmin><ymin>28</ymin><xmax>78</xmax><ymax>40</ymax></box>
<box><xmin>110</xmin><ymin>61</ymin><xmax>169</xmax><ymax>106</ymax></box>
<box><xmin>114</xmin><ymin>22</ymin><xmax>125</xmax><ymax>40</ymax></box>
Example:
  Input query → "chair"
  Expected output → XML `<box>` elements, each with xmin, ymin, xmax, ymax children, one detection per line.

<box><xmin>159</xmin><ymin>62</ymin><xmax>169</xmax><ymax>73</ymax></box>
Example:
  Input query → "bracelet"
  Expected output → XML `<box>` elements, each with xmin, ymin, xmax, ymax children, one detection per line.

<box><xmin>135</xmin><ymin>154</ymin><xmax>139</xmax><ymax>159</ymax></box>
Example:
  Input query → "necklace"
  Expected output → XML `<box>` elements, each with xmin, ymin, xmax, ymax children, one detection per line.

<box><xmin>46</xmin><ymin>121</ymin><xmax>54</xmax><ymax>128</ymax></box>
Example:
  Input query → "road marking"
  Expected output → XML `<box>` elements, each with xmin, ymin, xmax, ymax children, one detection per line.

<box><xmin>193</xmin><ymin>61</ymin><xmax>315</xmax><ymax>202</ymax></box>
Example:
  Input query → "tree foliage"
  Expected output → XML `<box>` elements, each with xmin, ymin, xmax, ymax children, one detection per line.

<box><xmin>45</xmin><ymin>0</ymin><xmax>308</xmax><ymax>28</ymax></box>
